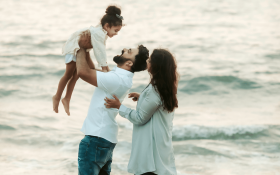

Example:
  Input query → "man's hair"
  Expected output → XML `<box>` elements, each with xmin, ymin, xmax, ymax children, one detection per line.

<box><xmin>131</xmin><ymin>45</ymin><xmax>149</xmax><ymax>72</ymax></box>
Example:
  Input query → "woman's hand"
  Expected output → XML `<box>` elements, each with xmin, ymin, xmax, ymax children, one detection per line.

<box><xmin>104</xmin><ymin>95</ymin><xmax>121</xmax><ymax>109</ymax></box>
<box><xmin>128</xmin><ymin>92</ymin><xmax>140</xmax><ymax>102</ymax></box>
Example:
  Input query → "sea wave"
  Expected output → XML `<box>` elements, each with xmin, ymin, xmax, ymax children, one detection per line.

<box><xmin>172</xmin><ymin>125</ymin><xmax>279</xmax><ymax>140</ymax></box>
<box><xmin>0</xmin><ymin>53</ymin><xmax>63</xmax><ymax>59</ymax></box>
<box><xmin>178</xmin><ymin>75</ymin><xmax>262</xmax><ymax>94</ymax></box>
<box><xmin>0</xmin><ymin>88</ymin><xmax>18</xmax><ymax>97</ymax></box>
<box><xmin>0</xmin><ymin>73</ymin><xmax>44</xmax><ymax>82</ymax></box>
<box><xmin>0</xmin><ymin>68</ymin><xmax>65</xmax><ymax>82</ymax></box>
<box><xmin>0</xmin><ymin>40</ymin><xmax>64</xmax><ymax>49</ymax></box>
<box><xmin>0</xmin><ymin>124</ymin><xmax>16</xmax><ymax>130</ymax></box>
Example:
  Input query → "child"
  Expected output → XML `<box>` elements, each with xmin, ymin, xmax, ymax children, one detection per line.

<box><xmin>52</xmin><ymin>5</ymin><xmax>124</xmax><ymax>116</ymax></box>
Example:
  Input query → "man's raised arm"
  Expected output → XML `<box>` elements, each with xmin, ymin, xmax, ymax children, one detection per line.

<box><xmin>76</xmin><ymin>48</ymin><xmax>98</xmax><ymax>87</ymax></box>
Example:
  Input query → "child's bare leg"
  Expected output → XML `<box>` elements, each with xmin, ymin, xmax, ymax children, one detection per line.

<box><xmin>61</xmin><ymin>52</ymin><xmax>93</xmax><ymax>115</ymax></box>
<box><xmin>62</xmin><ymin>69</ymin><xmax>79</xmax><ymax>116</ymax></box>
<box><xmin>53</xmin><ymin>61</ymin><xmax>76</xmax><ymax>113</ymax></box>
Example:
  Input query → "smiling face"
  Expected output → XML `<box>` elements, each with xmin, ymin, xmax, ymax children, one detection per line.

<box><xmin>113</xmin><ymin>45</ymin><xmax>149</xmax><ymax>72</ymax></box>
<box><xmin>113</xmin><ymin>48</ymin><xmax>139</xmax><ymax>65</ymax></box>
<box><xmin>104</xmin><ymin>23</ymin><xmax>122</xmax><ymax>38</ymax></box>
<box><xmin>121</xmin><ymin>48</ymin><xmax>139</xmax><ymax>61</ymax></box>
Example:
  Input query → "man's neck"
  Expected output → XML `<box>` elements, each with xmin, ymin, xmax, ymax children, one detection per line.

<box><xmin>117</xmin><ymin>65</ymin><xmax>133</xmax><ymax>72</ymax></box>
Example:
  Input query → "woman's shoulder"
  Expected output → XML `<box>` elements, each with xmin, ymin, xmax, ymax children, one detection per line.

<box><xmin>144</xmin><ymin>84</ymin><xmax>162</xmax><ymax>102</ymax></box>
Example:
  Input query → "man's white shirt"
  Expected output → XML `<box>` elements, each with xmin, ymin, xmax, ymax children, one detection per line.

<box><xmin>80</xmin><ymin>67</ymin><xmax>134</xmax><ymax>143</ymax></box>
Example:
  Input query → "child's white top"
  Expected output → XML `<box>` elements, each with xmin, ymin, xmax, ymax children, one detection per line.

<box><xmin>62</xmin><ymin>24</ymin><xmax>108</xmax><ymax>67</ymax></box>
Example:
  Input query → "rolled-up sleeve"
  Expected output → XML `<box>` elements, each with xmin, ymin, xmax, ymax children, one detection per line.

<box><xmin>91</xmin><ymin>30</ymin><xmax>107</xmax><ymax>67</ymax></box>
<box><xmin>97</xmin><ymin>71</ymin><xmax>118</xmax><ymax>93</ymax></box>
<box><xmin>119</xmin><ymin>88</ymin><xmax>161</xmax><ymax>125</ymax></box>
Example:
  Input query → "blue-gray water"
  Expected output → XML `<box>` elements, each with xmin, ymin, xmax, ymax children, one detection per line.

<box><xmin>1</xmin><ymin>0</ymin><xmax>280</xmax><ymax>174</ymax></box>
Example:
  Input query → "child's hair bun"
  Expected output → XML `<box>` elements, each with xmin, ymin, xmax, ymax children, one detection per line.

<box><xmin>101</xmin><ymin>5</ymin><xmax>123</xmax><ymax>27</ymax></box>
<box><xmin>105</xmin><ymin>5</ymin><xmax>121</xmax><ymax>16</ymax></box>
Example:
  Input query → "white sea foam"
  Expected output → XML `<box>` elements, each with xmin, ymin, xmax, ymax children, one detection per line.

<box><xmin>172</xmin><ymin>125</ymin><xmax>272</xmax><ymax>140</ymax></box>
<box><xmin>1</xmin><ymin>0</ymin><xmax>280</xmax><ymax>174</ymax></box>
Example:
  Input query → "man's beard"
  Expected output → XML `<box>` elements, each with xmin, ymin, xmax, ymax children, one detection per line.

<box><xmin>113</xmin><ymin>55</ymin><xmax>127</xmax><ymax>65</ymax></box>
<box><xmin>113</xmin><ymin>50</ymin><xmax>131</xmax><ymax>65</ymax></box>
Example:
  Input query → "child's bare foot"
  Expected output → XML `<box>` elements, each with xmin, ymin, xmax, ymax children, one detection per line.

<box><xmin>62</xmin><ymin>98</ymin><xmax>70</xmax><ymax>116</ymax></box>
<box><xmin>52</xmin><ymin>95</ymin><xmax>60</xmax><ymax>113</ymax></box>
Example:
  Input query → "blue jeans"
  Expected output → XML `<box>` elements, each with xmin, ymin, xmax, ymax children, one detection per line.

<box><xmin>78</xmin><ymin>135</ymin><xmax>116</xmax><ymax>175</ymax></box>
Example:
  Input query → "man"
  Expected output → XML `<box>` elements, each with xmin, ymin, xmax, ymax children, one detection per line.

<box><xmin>76</xmin><ymin>32</ymin><xmax>149</xmax><ymax>175</ymax></box>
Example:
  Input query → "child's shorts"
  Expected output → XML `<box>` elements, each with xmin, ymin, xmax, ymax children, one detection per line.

<box><xmin>65</xmin><ymin>54</ymin><xmax>76</xmax><ymax>64</ymax></box>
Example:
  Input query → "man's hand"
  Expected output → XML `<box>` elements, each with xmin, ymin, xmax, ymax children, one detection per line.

<box><xmin>104</xmin><ymin>95</ymin><xmax>121</xmax><ymax>109</ymax></box>
<box><xmin>79</xmin><ymin>30</ymin><xmax>93</xmax><ymax>49</ymax></box>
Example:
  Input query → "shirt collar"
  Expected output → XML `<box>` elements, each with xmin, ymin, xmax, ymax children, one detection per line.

<box><xmin>115</xmin><ymin>67</ymin><xmax>134</xmax><ymax>78</ymax></box>
<box><xmin>96</xmin><ymin>24</ymin><xmax>107</xmax><ymax>35</ymax></box>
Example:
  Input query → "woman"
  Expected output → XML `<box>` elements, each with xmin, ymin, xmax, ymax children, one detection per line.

<box><xmin>105</xmin><ymin>49</ymin><xmax>179</xmax><ymax>175</ymax></box>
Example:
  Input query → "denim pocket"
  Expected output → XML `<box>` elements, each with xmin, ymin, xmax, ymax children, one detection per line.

<box><xmin>96</xmin><ymin>146</ymin><xmax>111</xmax><ymax>164</ymax></box>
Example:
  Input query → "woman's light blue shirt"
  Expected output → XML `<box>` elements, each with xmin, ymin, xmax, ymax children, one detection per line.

<box><xmin>119</xmin><ymin>84</ymin><xmax>177</xmax><ymax>175</ymax></box>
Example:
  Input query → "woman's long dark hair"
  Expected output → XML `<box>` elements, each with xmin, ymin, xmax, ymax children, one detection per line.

<box><xmin>149</xmin><ymin>49</ymin><xmax>179</xmax><ymax>112</ymax></box>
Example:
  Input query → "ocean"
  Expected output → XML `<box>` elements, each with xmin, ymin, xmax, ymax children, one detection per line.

<box><xmin>0</xmin><ymin>0</ymin><xmax>280</xmax><ymax>174</ymax></box>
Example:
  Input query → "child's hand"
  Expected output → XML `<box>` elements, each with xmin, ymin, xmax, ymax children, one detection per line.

<box><xmin>128</xmin><ymin>92</ymin><xmax>140</xmax><ymax>102</ymax></box>
<box><xmin>79</xmin><ymin>30</ymin><xmax>92</xmax><ymax>49</ymax></box>
<box><xmin>101</xmin><ymin>66</ymin><xmax>110</xmax><ymax>72</ymax></box>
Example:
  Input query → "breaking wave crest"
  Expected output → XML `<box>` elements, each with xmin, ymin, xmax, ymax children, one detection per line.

<box><xmin>172</xmin><ymin>125</ymin><xmax>279</xmax><ymax>140</ymax></box>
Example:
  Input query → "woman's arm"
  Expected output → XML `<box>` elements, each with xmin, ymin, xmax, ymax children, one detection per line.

<box><xmin>105</xmin><ymin>88</ymin><xmax>161</xmax><ymax>125</ymax></box>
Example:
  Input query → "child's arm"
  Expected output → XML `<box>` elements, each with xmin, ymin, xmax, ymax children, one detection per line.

<box><xmin>86</xmin><ymin>52</ymin><xmax>109</xmax><ymax>72</ymax></box>
<box><xmin>80</xmin><ymin>31</ymin><xmax>109</xmax><ymax>72</ymax></box>
<box><xmin>90</xmin><ymin>28</ymin><xmax>108</xmax><ymax>69</ymax></box>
